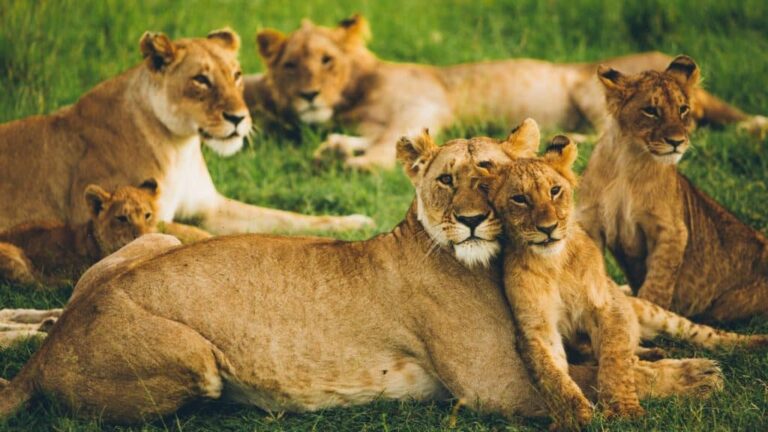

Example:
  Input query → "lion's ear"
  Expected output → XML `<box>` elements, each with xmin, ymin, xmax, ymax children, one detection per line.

<box><xmin>501</xmin><ymin>118</ymin><xmax>540</xmax><ymax>158</ymax></box>
<box><xmin>257</xmin><ymin>29</ymin><xmax>287</xmax><ymax>62</ymax></box>
<box><xmin>208</xmin><ymin>28</ymin><xmax>240</xmax><ymax>52</ymax></box>
<box><xmin>544</xmin><ymin>135</ymin><xmax>578</xmax><ymax>185</ymax></box>
<box><xmin>665</xmin><ymin>55</ymin><xmax>700</xmax><ymax>89</ymax></box>
<box><xmin>397</xmin><ymin>129</ymin><xmax>438</xmax><ymax>181</ymax></box>
<box><xmin>139</xmin><ymin>178</ymin><xmax>159</xmax><ymax>196</ymax></box>
<box><xmin>140</xmin><ymin>31</ymin><xmax>177</xmax><ymax>72</ymax></box>
<box><xmin>597</xmin><ymin>65</ymin><xmax>629</xmax><ymax>113</ymax></box>
<box><xmin>84</xmin><ymin>185</ymin><xmax>111</xmax><ymax>218</ymax></box>
<box><xmin>338</xmin><ymin>14</ymin><xmax>371</xmax><ymax>47</ymax></box>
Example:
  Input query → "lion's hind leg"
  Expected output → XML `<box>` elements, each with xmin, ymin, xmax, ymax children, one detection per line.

<box><xmin>705</xmin><ymin>279</ymin><xmax>768</xmax><ymax>323</ymax></box>
<box><xmin>25</xmin><ymin>294</ymin><xmax>230</xmax><ymax>423</ymax></box>
<box><xmin>0</xmin><ymin>243</ymin><xmax>36</xmax><ymax>285</ymax></box>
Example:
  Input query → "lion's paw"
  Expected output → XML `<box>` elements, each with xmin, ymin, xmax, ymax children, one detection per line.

<box><xmin>737</xmin><ymin>115</ymin><xmax>768</xmax><ymax>139</ymax></box>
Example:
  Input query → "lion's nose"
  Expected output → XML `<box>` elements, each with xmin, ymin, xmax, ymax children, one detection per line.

<box><xmin>455</xmin><ymin>213</ymin><xmax>488</xmax><ymax>230</ymax></box>
<box><xmin>299</xmin><ymin>90</ymin><xmax>320</xmax><ymax>102</ymax></box>
<box><xmin>664</xmin><ymin>136</ymin><xmax>686</xmax><ymax>148</ymax></box>
<box><xmin>223</xmin><ymin>112</ymin><xmax>245</xmax><ymax>126</ymax></box>
<box><xmin>537</xmin><ymin>223</ymin><xmax>558</xmax><ymax>236</ymax></box>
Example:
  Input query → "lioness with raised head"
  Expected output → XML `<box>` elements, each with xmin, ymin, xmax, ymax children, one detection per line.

<box><xmin>578</xmin><ymin>55</ymin><xmax>768</xmax><ymax>322</ymax></box>
<box><xmin>0</xmin><ymin>121</ymin><xmax>722</xmax><ymax>424</ymax></box>
<box><xmin>246</xmin><ymin>15</ymin><xmax>766</xmax><ymax>170</ymax></box>
<box><xmin>0</xmin><ymin>29</ymin><xmax>372</xmax><ymax>235</ymax></box>
<box><xmin>489</xmin><ymin>131</ymin><xmax>767</xmax><ymax>431</ymax></box>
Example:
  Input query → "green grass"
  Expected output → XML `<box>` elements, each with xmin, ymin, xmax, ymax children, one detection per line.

<box><xmin>1</xmin><ymin>0</ymin><xmax>767</xmax><ymax>430</ymax></box>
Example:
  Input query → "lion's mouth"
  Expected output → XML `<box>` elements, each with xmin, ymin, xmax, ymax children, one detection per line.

<box><xmin>199</xmin><ymin>129</ymin><xmax>240</xmax><ymax>140</ymax></box>
<box><xmin>530</xmin><ymin>238</ymin><xmax>561</xmax><ymax>247</ymax></box>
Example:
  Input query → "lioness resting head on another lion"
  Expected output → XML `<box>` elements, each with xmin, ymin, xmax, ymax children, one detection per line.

<box><xmin>0</xmin><ymin>29</ymin><xmax>372</xmax><ymax>236</ymax></box>
<box><xmin>0</xmin><ymin>180</ymin><xmax>163</xmax><ymax>285</ymax></box>
<box><xmin>578</xmin><ymin>55</ymin><xmax>768</xmax><ymax>322</ymax></box>
<box><xmin>0</xmin><ymin>120</ymin><xmax>723</xmax><ymax>425</ymax></box>
<box><xmin>245</xmin><ymin>14</ymin><xmax>766</xmax><ymax>170</ymax></box>
<box><xmin>489</xmin><ymin>129</ymin><xmax>767</xmax><ymax>430</ymax></box>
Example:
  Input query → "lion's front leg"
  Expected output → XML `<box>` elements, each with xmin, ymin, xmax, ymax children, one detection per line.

<box><xmin>589</xmin><ymin>301</ymin><xmax>645</xmax><ymax>420</ymax></box>
<box><xmin>200</xmin><ymin>194</ymin><xmax>374</xmax><ymax>235</ymax></box>
<box><xmin>313</xmin><ymin>133</ymin><xmax>372</xmax><ymax>160</ymax></box>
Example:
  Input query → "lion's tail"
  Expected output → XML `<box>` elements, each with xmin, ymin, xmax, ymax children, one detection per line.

<box><xmin>629</xmin><ymin>297</ymin><xmax>768</xmax><ymax>350</ymax></box>
<box><xmin>0</xmin><ymin>362</ymin><xmax>37</xmax><ymax>419</ymax></box>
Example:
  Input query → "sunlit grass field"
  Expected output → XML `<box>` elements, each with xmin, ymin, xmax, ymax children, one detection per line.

<box><xmin>1</xmin><ymin>0</ymin><xmax>767</xmax><ymax>430</ymax></box>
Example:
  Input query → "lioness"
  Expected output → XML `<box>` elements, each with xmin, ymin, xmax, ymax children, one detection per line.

<box><xmin>0</xmin><ymin>121</ymin><xmax>722</xmax><ymax>424</ymax></box>
<box><xmin>0</xmin><ymin>29</ymin><xmax>372</xmax><ymax>235</ymax></box>
<box><xmin>245</xmin><ymin>15</ymin><xmax>766</xmax><ymax>170</ymax></box>
<box><xmin>489</xmin><ymin>132</ymin><xmax>767</xmax><ymax>431</ymax></box>
<box><xmin>0</xmin><ymin>180</ymin><xmax>165</xmax><ymax>285</ymax></box>
<box><xmin>578</xmin><ymin>55</ymin><xmax>768</xmax><ymax>322</ymax></box>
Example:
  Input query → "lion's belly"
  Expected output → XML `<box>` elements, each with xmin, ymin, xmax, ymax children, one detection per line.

<box><xmin>221</xmin><ymin>358</ymin><xmax>446</xmax><ymax>412</ymax></box>
<box><xmin>444</xmin><ymin>61</ymin><xmax>582</xmax><ymax>129</ymax></box>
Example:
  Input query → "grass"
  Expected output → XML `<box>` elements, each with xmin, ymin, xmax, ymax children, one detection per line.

<box><xmin>1</xmin><ymin>0</ymin><xmax>767</xmax><ymax>430</ymax></box>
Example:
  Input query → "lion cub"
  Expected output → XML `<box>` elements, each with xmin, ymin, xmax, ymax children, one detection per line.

<box><xmin>0</xmin><ymin>179</ymin><xmax>209</xmax><ymax>285</ymax></box>
<box><xmin>489</xmin><ymin>135</ymin><xmax>644</xmax><ymax>430</ymax></box>
<box><xmin>578</xmin><ymin>55</ymin><xmax>768</xmax><ymax>322</ymax></box>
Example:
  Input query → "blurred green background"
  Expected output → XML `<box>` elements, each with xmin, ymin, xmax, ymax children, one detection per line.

<box><xmin>1</xmin><ymin>0</ymin><xmax>766</xmax><ymax>430</ymax></box>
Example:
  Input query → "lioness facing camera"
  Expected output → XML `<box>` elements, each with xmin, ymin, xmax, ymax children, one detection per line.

<box><xmin>0</xmin><ymin>121</ymin><xmax>721</xmax><ymax>424</ymax></box>
<box><xmin>246</xmin><ymin>15</ymin><xmax>765</xmax><ymax>170</ymax></box>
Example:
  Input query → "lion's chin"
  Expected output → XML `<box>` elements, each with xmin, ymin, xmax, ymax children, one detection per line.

<box><xmin>298</xmin><ymin>107</ymin><xmax>334</xmax><ymax>124</ymax></box>
<box><xmin>204</xmin><ymin>135</ymin><xmax>245</xmax><ymax>157</ymax></box>
<box><xmin>531</xmin><ymin>240</ymin><xmax>565</xmax><ymax>257</ymax></box>
<box><xmin>454</xmin><ymin>239</ymin><xmax>500</xmax><ymax>269</ymax></box>
<box><xmin>651</xmin><ymin>152</ymin><xmax>683</xmax><ymax>165</ymax></box>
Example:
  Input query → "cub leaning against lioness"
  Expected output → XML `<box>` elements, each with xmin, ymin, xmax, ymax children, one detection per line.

<box><xmin>246</xmin><ymin>14</ymin><xmax>766</xmax><ymax>170</ymax></box>
<box><xmin>488</xmin><ymin>125</ymin><xmax>767</xmax><ymax>431</ymax></box>
<box><xmin>578</xmin><ymin>55</ymin><xmax>768</xmax><ymax>322</ymax></box>
<box><xmin>0</xmin><ymin>123</ymin><xmax>723</xmax><ymax>424</ymax></box>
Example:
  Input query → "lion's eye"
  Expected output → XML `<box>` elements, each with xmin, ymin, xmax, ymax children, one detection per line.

<box><xmin>234</xmin><ymin>70</ymin><xmax>242</xmax><ymax>81</ymax></box>
<box><xmin>438</xmin><ymin>174</ymin><xmax>453</xmax><ymax>186</ymax></box>
<box><xmin>283</xmin><ymin>61</ymin><xmax>297</xmax><ymax>70</ymax></box>
<box><xmin>679</xmin><ymin>104</ymin><xmax>690</xmax><ymax>116</ymax></box>
<box><xmin>145</xmin><ymin>212</ymin><xmax>152</xmax><ymax>221</ymax></box>
<box><xmin>321</xmin><ymin>54</ymin><xmax>334</xmax><ymax>66</ymax></box>
<box><xmin>511</xmin><ymin>194</ymin><xmax>527</xmax><ymax>205</ymax></box>
<box><xmin>551</xmin><ymin>185</ymin><xmax>562</xmax><ymax>198</ymax></box>
<box><xmin>192</xmin><ymin>74</ymin><xmax>212</xmax><ymax>87</ymax></box>
<box><xmin>641</xmin><ymin>106</ymin><xmax>659</xmax><ymax>118</ymax></box>
<box><xmin>478</xmin><ymin>161</ymin><xmax>493</xmax><ymax>169</ymax></box>
<box><xmin>116</xmin><ymin>215</ymin><xmax>129</xmax><ymax>223</ymax></box>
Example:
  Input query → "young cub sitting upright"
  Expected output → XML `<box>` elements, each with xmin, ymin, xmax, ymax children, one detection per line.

<box><xmin>578</xmin><ymin>55</ymin><xmax>768</xmax><ymax>322</ymax></box>
<box><xmin>488</xmin><ymin>126</ymin><xmax>768</xmax><ymax>431</ymax></box>
<box><xmin>0</xmin><ymin>180</ymin><xmax>163</xmax><ymax>284</ymax></box>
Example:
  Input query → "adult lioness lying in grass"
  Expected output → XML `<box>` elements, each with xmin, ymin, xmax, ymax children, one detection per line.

<box><xmin>578</xmin><ymin>55</ymin><xmax>768</xmax><ymax>322</ymax></box>
<box><xmin>245</xmin><ymin>15</ymin><xmax>766</xmax><ymax>170</ymax></box>
<box><xmin>489</xmin><ymin>130</ymin><xmax>767</xmax><ymax>431</ymax></box>
<box><xmin>0</xmin><ymin>122</ymin><xmax>722</xmax><ymax>424</ymax></box>
<box><xmin>0</xmin><ymin>29</ymin><xmax>372</xmax><ymax>235</ymax></box>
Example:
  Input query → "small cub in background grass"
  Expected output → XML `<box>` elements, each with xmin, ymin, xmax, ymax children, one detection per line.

<box><xmin>487</xmin><ymin>120</ymin><xmax>768</xmax><ymax>431</ymax></box>
<box><xmin>0</xmin><ymin>179</ymin><xmax>208</xmax><ymax>285</ymax></box>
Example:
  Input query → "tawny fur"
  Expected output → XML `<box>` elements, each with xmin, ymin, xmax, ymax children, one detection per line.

<box><xmin>578</xmin><ymin>56</ymin><xmax>768</xmax><ymax>322</ymax></box>
<box><xmin>245</xmin><ymin>15</ymin><xmax>764</xmax><ymax>170</ymax></box>
<box><xmin>0</xmin><ymin>182</ymin><xmax>163</xmax><ymax>285</ymax></box>
<box><xmin>491</xmin><ymin>127</ymin><xmax>766</xmax><ymax>430</ymax></box>
<box><xmin>0</xmin><ymin>29</ymin><xmax>372</xmax><ymax>235</ymax></box>
<box><xmin>0</xmin><ymin>130</ymin><xmax>723</xmax><ymax>423</ymax></box>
